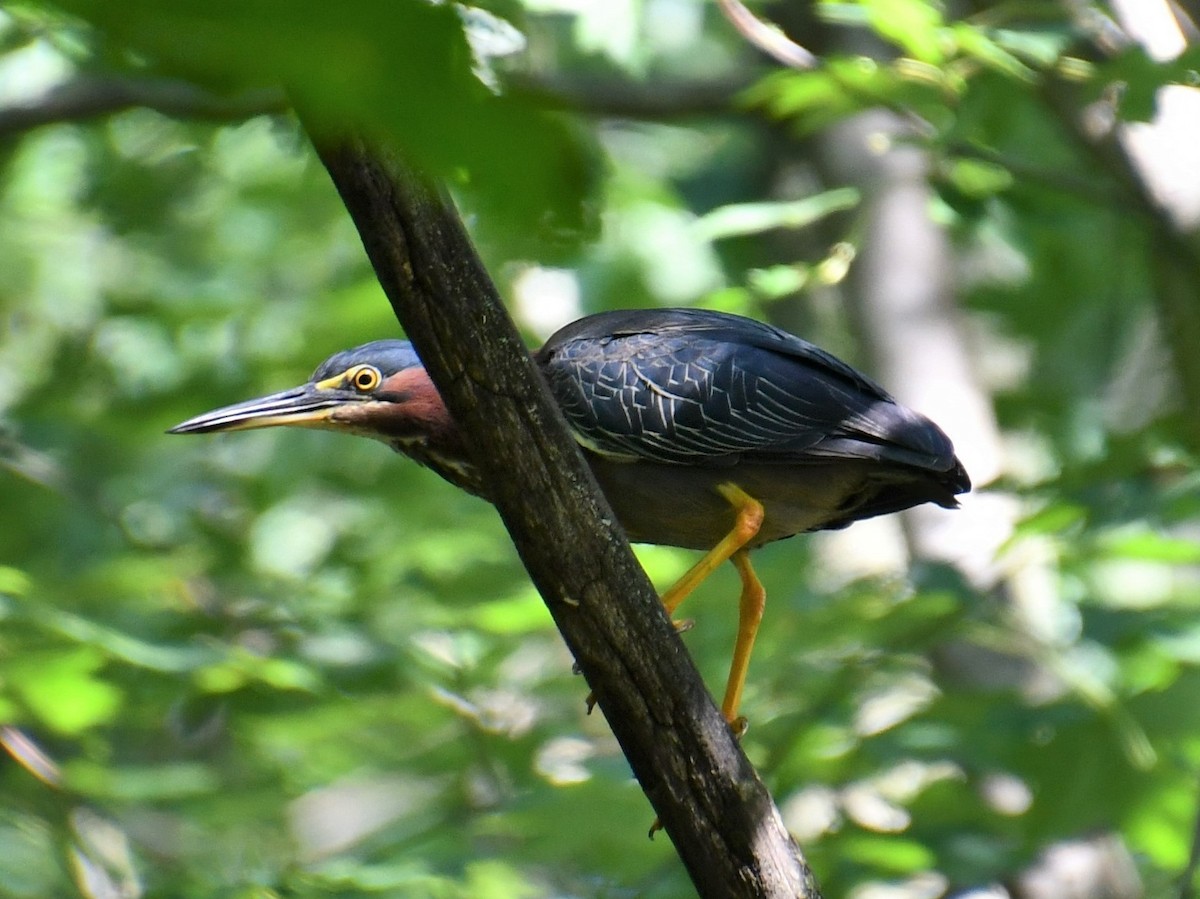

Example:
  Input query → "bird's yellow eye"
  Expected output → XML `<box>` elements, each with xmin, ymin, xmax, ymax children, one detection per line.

<box><xmin>348</xmin><ymin>365</ymin><xmax>381</xmax><ymax>392</ymax></box>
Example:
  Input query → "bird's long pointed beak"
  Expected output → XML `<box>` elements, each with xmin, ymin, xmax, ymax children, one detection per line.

<box><xmin>168</xmin><ymin>384</ymin><xmax>352</xmax><ymax>434</ymax></box>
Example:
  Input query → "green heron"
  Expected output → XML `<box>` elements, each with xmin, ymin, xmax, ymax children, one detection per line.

<box><xmin>172</xmin><ymin>308</ymin><xmax>969</xmax><ymax>727</ymax></box>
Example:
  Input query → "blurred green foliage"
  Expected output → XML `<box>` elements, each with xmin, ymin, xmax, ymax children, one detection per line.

<box><xmin>2</xmin><ymin>1</ymin><xmax>1200</xmax><ymax>897</ymax></box>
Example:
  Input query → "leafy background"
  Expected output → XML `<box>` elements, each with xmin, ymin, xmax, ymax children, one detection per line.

<box><xmin>1</xmin><ymin>1</ymin><xmax>1199</xmax><ymax>896</ymax></box>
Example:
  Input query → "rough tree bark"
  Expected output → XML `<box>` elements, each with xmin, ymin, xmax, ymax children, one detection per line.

<box><xmin>308</xmin><ymin>133</ymin><xmax>822</xmax><ymax>899</ymax></box>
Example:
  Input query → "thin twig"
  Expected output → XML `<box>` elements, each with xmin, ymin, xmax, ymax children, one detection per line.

<box><xmin>1170</xmin><ymin>0</ymin><xmax>1200</xmax><ymax>40</ymax></box>
<box><xmin>716</xmin><ymin>0</ymin><xmax>818</xmax><ymax>69</ymax></box>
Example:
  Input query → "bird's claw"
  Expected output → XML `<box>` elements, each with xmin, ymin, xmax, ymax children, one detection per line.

<box><xmin>673</xmin><ymin>617</ymin><xmax>695</xmax><ymax>634</ymax></box>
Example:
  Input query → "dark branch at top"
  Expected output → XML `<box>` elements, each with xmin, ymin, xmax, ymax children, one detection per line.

<box><xmin>0</xmin><ymin>75</ymin><xmax>285</xmax><ymax>139</ymax></box>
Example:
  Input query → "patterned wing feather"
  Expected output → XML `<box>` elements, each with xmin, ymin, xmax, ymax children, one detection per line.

<box><xmin>537</xmin><ymin>308</ymin><xmax>961</xmax><ymax>479</ymax></box>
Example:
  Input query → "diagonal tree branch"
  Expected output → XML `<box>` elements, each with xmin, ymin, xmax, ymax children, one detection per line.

<box><xmin>306</xmin><ymin>132</ymin><xmax>821</xmax><ymax>899</ymax></box>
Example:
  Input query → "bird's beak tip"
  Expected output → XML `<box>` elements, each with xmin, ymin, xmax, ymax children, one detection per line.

<box><xmin>165</xmin><ymin>419</ymin><xmax>225</xmax><ymax>435</ymax></box>
<box><xmin>168</xmin><ymin>385</ymin><xmax>345</xmax><ymax>436</ymax></box>
<box><xmin>166</xmin><ymin>415</ymin><xmax>271</xmax><ymax>435</ymax></box>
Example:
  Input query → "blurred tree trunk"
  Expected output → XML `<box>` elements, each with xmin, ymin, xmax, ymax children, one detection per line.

<box><xmin>801</xmin><ymin>7</ymin><xmax>1153</xmax><ymax>897</ymax></box>
<box><xmin>815</xmin><ymin>101</ymin><xmax>1142</xmax><ymax>899</ymax></box>
<box><xmin>1039</xmin><ymin>0</ymin><xmax>1200</xmax><ymax>450</ymax></box>
<box><xmin>816</xmin><ymin>109</ymin><xmax>1011</xmax><ymax>583</ymax></box>
<box><xmin>1105</xmin><ymin>0</ymin><xmax>1200</xmax><ymax>449</ymax></box>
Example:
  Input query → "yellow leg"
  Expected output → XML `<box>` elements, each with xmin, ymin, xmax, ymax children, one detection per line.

<box><xmin>720</xmin><ymin>549</ymin><xmax>766</xmax><ymax>731</ymax></box>
<box><xmin>660</xmin><ymin>483</ymin><xmax>764</xmax><ymax>617</ymax></box>
<box><xmin>657</xmin><ymin>483</ymin><xmax>765</xmax><ymax>729</ymax></box>
<box><xmin>646</xmin><ymin>540</ymin><xmax>764</xmax><ymax>838</ymax></box>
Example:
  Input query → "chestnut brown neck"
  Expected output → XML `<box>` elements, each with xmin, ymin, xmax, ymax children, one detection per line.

<box><xmin>370</xmin><ymin>368</ymin><xmax>488</xmax><ymax>499</ymax></box>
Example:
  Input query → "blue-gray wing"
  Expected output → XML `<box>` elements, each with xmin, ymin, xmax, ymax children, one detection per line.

<box><xmin>536</xmin><ymin>307</ymin><xmax>962</xmax><ymax>479</ymax></box>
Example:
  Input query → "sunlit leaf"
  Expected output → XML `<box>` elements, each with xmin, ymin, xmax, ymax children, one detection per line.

<box><xmin>841</xmin><ymin>833</ymin><xmax>936</xmax><ymax>872</ymax></box>
<box><xmin>694</xmin><ymin>188</ymin><xmax>860</xmax><ymax>241</ymax></box>
<box><xmin>860</xmin><ymin>0</ymin><xmax>946</xmax><ymax>64</ymax></box>
<box><xmin>5</xmin><ymin>648</ymin><xmax>123</xmax><ymax>734</ymax></box>
<box><xmin>472</xmin><ymin>590</ymin><xmax>553</xmax><ymax>635</ymax></box>
<box><xmin>1012</xmin><ymin>502</ymin><xmax>1088</xmax><ymax>538</ymax></box>
<box><xmin>0</xmin><ymin>566</ymin><xmax>32</xmax><ymax>597</ymax></box>
<box><xmin>747</xmin><ymin>265</ymin><xmax>812</xmax><ymax>300</ymax></box>
<box><xmin>942</xmin><ymin>157</ymin><xmax>1014</xmax><ymax>198</ymax></box>
<box><xmin>1098</xmin><ymin>530</ymin><xmax>1200</xmax><ymax>564</ymax></box>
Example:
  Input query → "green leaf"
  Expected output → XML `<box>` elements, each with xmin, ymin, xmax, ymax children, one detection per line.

<box><xmin>747</xmin><ymin>265</ymin><xmax>812</xmax><ymax>300</ymax></box>
<box><xmin>1012</xmin><ymin>502</ymin><xmax>1088</xmax><ymax>538</ymax></box>
<box><xmin>842</xmin><ymin>834</ymin><xmax>936</xmax><ymax>872</ymax></box>
<box><xmin>943</xmin><ymin>158</ymin><xmax>1014</xmax><ymax>198</ymax></box>
<box><xmin>694</xmin><ymin>188</ymin><xmax>860</xmax><ymax>241</ymax></box>
<box><xmin>950</xmin><ymin>24</ymin><xmax>1036</xmax><ymax>82</ymax></box>
<box><xmin>0</xmin><ymin>566</ymin><xmax>32</xmax><ymax>597</ymax></box>
<box><xmin>26</xmin><ymin>604</ymin><xmax>217</xmax><ymax>673</ymax></box>
<box><xmin>465</xmin><ymin>859</ymin><xmax>543</xmax><ymax>899</ymax></box>
<box><xmin>860</xmin><ymin>0</ymin><xmax>947</xmax><ymax>64</ymax></box>
<box><xmin>194</xmin><ymin>650</ymin><xmax>322</xmax><ymax>694</ymax></box>
<box><xmin>473</xmin><ymin>590</ymin><xmax>552</xmax><ymax>635</ymax></box>
<box><xmin>307</xmin><ymin>858</ymin><xmax>457</xmax><ymax>892</ymax></box>
<box><xmin>990</xmin><ymin>26</ymin><xmax>1074</xmax><ymax>68</ymax></box>
<box><xmin>1099</xmin><ymin>529</ymin><xmax>1200</xmax><ymax>564</ymax></box>
<box><xmin>5</xmin><ymin>648</ymin><xmax>123</xmax><ymax>734</ymax></box>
